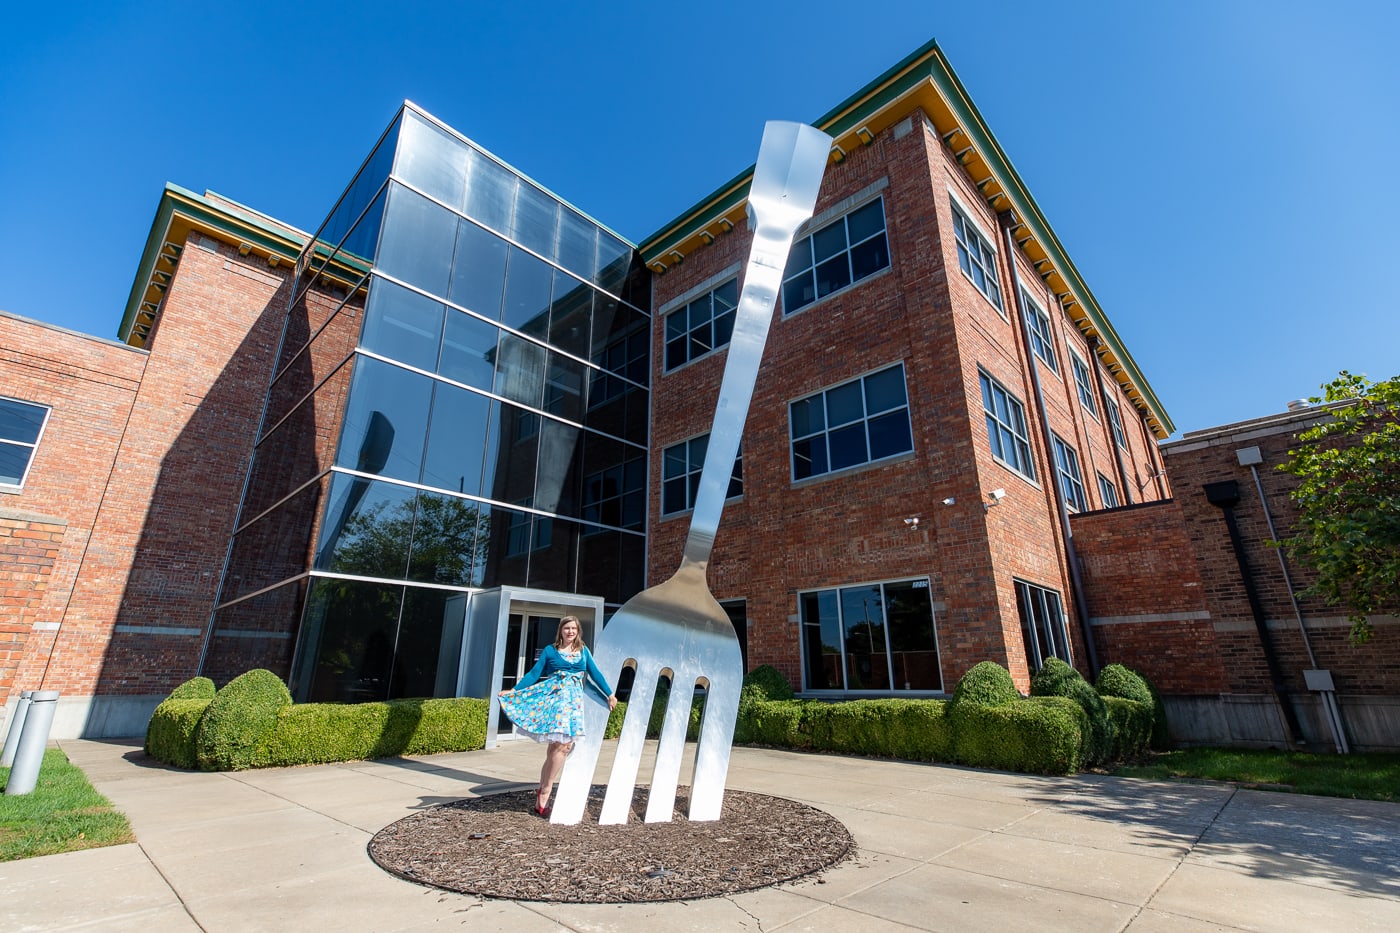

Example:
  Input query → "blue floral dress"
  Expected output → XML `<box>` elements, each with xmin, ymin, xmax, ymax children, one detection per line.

<box><xmin>498</xmin><ymin>644</ymin><xmax>613</xmax><ymax>744</ymax></box>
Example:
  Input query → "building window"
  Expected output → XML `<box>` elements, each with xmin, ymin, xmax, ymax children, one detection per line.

<box><xmin>1020</xmin><ymin>288</ymin><xmax>1057</xmax><ymax>373</ymax></box>
<box><xmin>799</xmin><ymin>578</ymin><xmax>941</xmax><ymax>692</ymax></box>
<box><xmin>790</xmin><ymin>363</ymin><xmax>913</xmax><ymax>481</ymax></box>
<box><xmin>582</xmin><ymin>455</ymin><xmax>645</xmax><ymax>532</ymax></box>
<box><xmin>664</xmin><ymin>278</ymin><xmax>737</xmax><ymax>371</ymax></box>
<box><xmin>589</xmin><ymin>327</ymin><xmax>648</xmax><ymax>407</ymax></box>
<box><xmin>978</xmin><ymin>370</ymin><xmax>1034</xmax><ymax>480</ymax></box>
<box><xmin>951</xmin><ymin>202</ymin><xmax>1002</xmax><ymax>310</ymax></box>
<box><xmin>1097</xmin><ymin>472</ymin><xmax>1119</xmax><ymax>508</ymax></box>
<box><xmin>661</xmin><ymin>435</ymin><xmax>742</xmax><ymax>515</ymax></box>
<box><xmin>1070</xmin><ymin>351</ymin><xmax>1097</xmax><ymax>418</ymax></box>
<box><xmin>1050</xmin><ymin>434</ymin><xmax>1087</xmax><ymax>512</ymax></box>
<box><xmin>1015</xmin><ymin>580</ymin><xmax>1070</xmax><ymax>672</ymax></box>
<box><xmin>0</xmin><ymin>396</ymin><xmax>51</xmax><ymax>490</ymax></box>
<box><xmin>505</xmin><ymin>499</ymin><xmax>551</xmax><ymax>556</ymax></box>
<box><xmin>1105</xmin><ymin>397</ymin><xmax>1128</xmax><ymax>449</ymax></box>
<box><xmin>782</xmin><ymin>197</ymin><xmax>890</xmax><ymax>314</ymax></box>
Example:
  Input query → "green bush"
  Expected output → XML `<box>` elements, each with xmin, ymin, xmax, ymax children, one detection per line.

<box><xmin>144</xmin><ymin>698</ymin><xmax>212</xmax><ymax>769</ymax></box>
<box><xmin>167</xmin><ymin>676</ymin><xmax>216</xmax><ymax>701</ymax></box>
<box><xmin>740</xmin><ymin>664</ymin><xmax>795</xmax><ymax>706</ymax></box>
<box><xmin>1096</xmin><ymin>664</ymin><xmax>1169</xmax><ymax>749</ymax></box>
<box><xmin>949</xmin><ymin>661</ymin><xmax>1019</xmax><ymax>709</ymax></box>
<box><xmin>194</xmin><ymin>669</ymin><xmax>292</xmax><ymax>770</ymax></box>
<box><xmin>1031</xmin><ymin>658</ymin><xmax>1113</xmax><ymax>765</ymax></box>
<box><xmin>1102</xmin><ymin>696</ymin><xmax>1154</xmax><ymax>760</ymax></box>
<box><xmin>264</xmin><ymin>697</ymin><xmax>488</xmax><ymax>765</ymax></box>
<box><xmin>807</xmin><ymin>699</ymin><xmax>953</xmax><ymax>761</ymax></box>
<box><xmin>740</xmin><ymin>699</ymin><xmax>812</xmax><ymax>748</ymax></box>
<box><xmin>953</xmin><ymin>696</ymin><xmax>1084</xmax><ymax>774</ymax></box>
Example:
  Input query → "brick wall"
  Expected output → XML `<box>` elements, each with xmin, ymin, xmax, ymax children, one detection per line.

<box><xmin>0</xmin><ymin>311</ymin><xmax>146</xmax><ymax>706</ymax></box>
<box><xmin>645</xmin><ymin>110</ymin><xmax>1170</xmax><ymax>694</ymax></box>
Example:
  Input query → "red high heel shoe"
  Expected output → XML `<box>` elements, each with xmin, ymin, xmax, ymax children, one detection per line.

<box><xmin>535</xmin><ymin>790</ymin><xmax>551</xmax><ymax>817</ymax></box>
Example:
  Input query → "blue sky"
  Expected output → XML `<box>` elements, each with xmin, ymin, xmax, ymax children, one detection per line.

<box><xmin>2</xmin><ymin>0</ymin><xmax>1396</xmax><ymax>436</ymax></box>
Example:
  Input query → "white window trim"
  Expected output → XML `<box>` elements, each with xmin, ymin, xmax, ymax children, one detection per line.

<box><xmin>788</xmin><ymin>362</ymin><xmax>914</xmax><ymax>484</ymax></box>
<box><xmin>0</xmin><ymin>396</ymin><xmax>52</xmax><ymax>493</ymax></box>
<box><xmin>1019</xmin><ymin>287</ymin><xmax>1059</xmax><ymax>376</ymax></box>
<box><xmin>1069</xmin><ymin>349</ymin><xmax>1099</xmax><ymax>421</ymax></box>
<box><xmin>947</xmin><ymin>188</ymin><xmax>1005</xmax><ymax>316</ymax></box>
<box><xmin>797</xmin><ymin>575</ymin><xmax>945</xmax><ymax>695</ymax></box>
<box><xmin>660</xmin><ymin>432</ymin><xmax>742</xmax><ymax>517</ymax></box>
<box><xmin>977</xmin><ymin>368</ymin><xmax>1036</xmax><ymax>482</ymax></box>
<box><xmin>782</xmin><ymin>187</ymin><xmax>893</xmax><ymax>318</ymax></box>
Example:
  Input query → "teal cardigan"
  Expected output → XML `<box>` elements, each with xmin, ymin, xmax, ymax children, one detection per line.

<box><xmin>515</xmin><ymin>644</ymin><xmax>614</xmax><ymax>701</ymax></box>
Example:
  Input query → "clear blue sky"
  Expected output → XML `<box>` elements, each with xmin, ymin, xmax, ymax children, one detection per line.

<box><xmin>2</xmin><ymin>0</ymin><xmax>1396</xmax><ymax>436</ymax></box>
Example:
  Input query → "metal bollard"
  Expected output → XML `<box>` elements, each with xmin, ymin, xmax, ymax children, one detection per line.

<box><xmin>4</xmin><ymin>691</ymin><xmax>59</xmax><ymax>796</ymax></box>
<box><xmin>1</xmin><ymin>691</ymin><xmax>34</xmax><ymax>768</ymax></box>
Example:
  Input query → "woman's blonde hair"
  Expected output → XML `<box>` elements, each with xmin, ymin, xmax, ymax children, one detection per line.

<box><xmin>553</xmin><ymin>615</ymin><xmax>585</xmax><ymax>651</ymax></box>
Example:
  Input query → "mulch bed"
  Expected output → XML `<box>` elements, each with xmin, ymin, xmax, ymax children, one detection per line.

<box><xmin>368</xmin><ymin>785</ymin><xmax>854</xmax><ymax>903</ymax></box>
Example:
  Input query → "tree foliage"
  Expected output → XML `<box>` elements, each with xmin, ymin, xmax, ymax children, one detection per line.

<box><xmin>1278</xmin><ymin>371</ymin><xmax>1400</xmax><ymax>645</ymax></box>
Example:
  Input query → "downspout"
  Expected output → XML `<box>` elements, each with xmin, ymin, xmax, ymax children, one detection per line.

<box><xmin>1202</xmin><ymin>480</ymin><xmax>1304</xmax><ymax>745</ymax></box>
<box><xmin>1002</xmin><ymin>223</ymin><xmax>1099</xmax><ymax>675</ymax></box>
<box><xmin>1086</xmin><ymin>334</ymin><xmax>1135</xmax><ymax>505</ymax></box>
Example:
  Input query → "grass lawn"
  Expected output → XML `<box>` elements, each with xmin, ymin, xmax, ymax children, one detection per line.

<box><xmin>1112</xmin><ymin>747</ymin><xmax>1400</xmax><ymax>802</ymax></box>
<box><xmin>0</xmin><ymin>748</ymin><xmax>134</xmax><ymax>861</ymax></box>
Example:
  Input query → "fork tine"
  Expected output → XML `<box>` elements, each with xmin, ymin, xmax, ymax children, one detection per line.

<box><xmin>549</xmin><ymin>687</ymin><xmax>610</xmax><ymax>825</ymax></box>
<box><xmin>643</xmin><ymin>670</ymin><xmax>696</xmax><ymax>822</ymax></box>
<box><xmin>598</xmin><ymin>663</ymin><xmax>659</xmax><ymax>825</ymax></box>
<box><xmin>688</xmin><ymin>658</ymin><xmax>742</xmax><ymax>821</ymax></box>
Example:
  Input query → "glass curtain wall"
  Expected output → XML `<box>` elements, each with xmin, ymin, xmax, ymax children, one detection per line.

<box><xmin>206</xmin><ymin>105</ymin><xmax>650</xmax><ymax>703</ymax></box>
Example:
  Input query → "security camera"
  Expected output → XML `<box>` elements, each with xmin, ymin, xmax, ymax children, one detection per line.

<box><xmin>941</xmin><ymin>497</ymin><xmax>956</xmax><ymax>506</ymax></box>
<box><xmin>989</xmin><ymin>488</ymin><xmax>1006</xmax><ymax>502</ymax></box>
<box><xmin>903</xmin><ymin>516</ymin><xmax>920</xmax><ymax>528</ymax></box>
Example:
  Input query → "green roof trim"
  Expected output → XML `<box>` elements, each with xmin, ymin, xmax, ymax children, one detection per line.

<box><xmin>638</xmin><ymin>39</ymin><xmax>1174</xmax><ymax>436</ymax></box>
<box><xmin>118</xmin><ymin>183</ymin><xmax>307</xmax><ymax>343</ymax></box>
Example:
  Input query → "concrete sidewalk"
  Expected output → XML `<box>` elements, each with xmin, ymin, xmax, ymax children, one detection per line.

<box><xmin>3</xmin><ymin>739</ymin><xmax>1398</xmax><ymax>932</ymax></box>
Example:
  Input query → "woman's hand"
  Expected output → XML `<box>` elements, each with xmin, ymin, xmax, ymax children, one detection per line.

<box><xmin>607</xmin><ymin>694</ymin><xmax>618</xmax><ymax>711</ymax></box>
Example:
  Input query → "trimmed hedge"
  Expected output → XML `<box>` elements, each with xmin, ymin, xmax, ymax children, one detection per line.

<box><xmin>1031</xmin><ymin>658</ymin><xmax>1113</xmax><ymax>765</ymax></box>
<box><xmin>263</xmin><ymin>697</ymin><xmax>488</xmax><ymax>765</ymax></box>
<box><xmin>741</xmin><ymin>665</ymin><xmax>795</xmax><ymax>705</ymax></box>
<box><xmin>1102</xmin><ymin>696</ymin><xmax>1154</xmax><ymax>760</ymax></box>
<box><xmin>195</xmin><ymin>669</ymin><xmax>292</xmax><ymax>770</ymax></box>
<box><xmin>952</xmin><ymin>696</ymin><xmax>1084</xmax><ymax>774</ymax></box>
<box><xmin>949</xmin><ymin>660</ymin><xmax>1019</xmax><ymax>709</ymax></box>
<box><xmin>144</xmin><ymin>698</ymin><xmax>212</xmax><ymax>769</ymax></box>
<box><xmin>167</xmin><ymin>676</ymin><xmax>216</xmax><ymax>701</ymax></box>
<box><xmin>1097</xmin><ymin>663</ymin><xmax>1169</xmax><ymax>749</ymax></box>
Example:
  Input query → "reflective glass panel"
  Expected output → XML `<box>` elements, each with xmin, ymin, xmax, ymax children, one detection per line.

<box><xmin>800</xmin><ymin>590</ymin><xmax>843</xmax><ymax>690</ymax></box>
<box><xmin>293</xmin><ymin>577</ymin><xmax>404</xmax><ymax>703</ymax></box>
<box><xmin>438</xmin><ymin>308</ymin><xmax>499</xmax><ymax>391</ymax></box>
<box><xmin>376</xmin><ymin>184</ymin><xmax>457</xmax><ymax>298</ymax></box>
<box><xmin>448</xmin><ymin>219</ymin><xmax>509</xmax><ymax>318</ymax></box>
<box><xmin>840</xmin><ymin>585</ymin><xmax>889</xmax><ymax>690</ymax></box>
<box><xmin>464</xmin><ymin>148</ymin><xmax>517</xmax><ymax>234</ymax></box>
<box><xmin>494</xmin><ymin>333</ymin><xmax>546</xmax><ymax>408</ymax></box>
<box><xmin>360</xmin><ymin>279</ymin><xmax>444</xmax><ymax>371</ymax></box>
<box><xmin>407</xmin><ymin>491</ymin><xmax>490</xmax><ymax>587</ymax></box>
<box><xmin>536</xmin><ymin>418</ymin><xmax>583</xmax><ymax>518</ymax></box>
<box><xmin>556</xmin><ymin>208</ymin><xmax>598</xmax><ymax>281</ymax></box>
<box><xmin>884</xmin><ymin>580</ymin><xmax>941</xmax><ymax>690</ymax></box>
<box><xmin>314</xmin><ymin>473</ymin><xmax>416</xmax><ymax>578</ymax></box>
<box><xmin>394</xmin><ymin>111</ymin><xmax>469</xmax><ymax>212</ymax></box>
<box><xmin>511</xmin><ymin>182</ymin><xmax>559</xmax><ymax>258</ymax></box>
<box><xmin>549</xmin><ymin>276</ymin><xmax>593</xmax><ymax>358</ymax></box>
<box><xmin>336</xmin><ymin>356</ymin><xmax>433</xmax><ymax>482</ymax></box>
<box><xmin>391</xmin><ymin>587</ymin><xmax>468</xmax><ymax>698</ymax></box>
<box><xmin>421</xmin><ymin>381</ymin><xmax>492</xmax><ymax>497</ymax></box>
<box><xmin>501</xmin><ymin>247</ymin><xmax>554</xmax><ymax>335</ymax></box>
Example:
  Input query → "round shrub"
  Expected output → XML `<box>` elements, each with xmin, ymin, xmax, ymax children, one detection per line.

<box><xmin>195</xmin><ymin>669</ymin><xmax>292</xmax><ymax>771</ymax></box>
<box><xmin>742</xmin><ymin>665</ymin><xmax>795</xmax><ymax>702</ymax></box>
<box><xmin>145</xmin><ymin>698</ymin><xmax>212</xmax><ymax>769</ymax></box>
<box><xmin>949</xmin><ymin>661</ymin><xmax>1019</xmax><ymax>709</ymax></box>
<box><xmin>1030</xmin><ymin>659</ymin><xmax>1113</xmax><ymax>765</ymax></box>
<box><xmin>167</xmin><ymin>676</ymin><xmax>216</xmax><ymax>701</ymax></box>
<box><xmin>1095</xmin><ymin>664</ymin><xmax>1153</xmax><ymax>705</ymax></box>
<box><xmin>1097</xmin><ymin>663</ymin><xmax>1169</xmax><ymax>748</ymax></box>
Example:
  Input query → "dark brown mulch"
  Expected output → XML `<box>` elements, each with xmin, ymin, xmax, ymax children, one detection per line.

<box><xmin>368</xmin><ymin>785</ymin><xmax>854</xmax><ymax>903</ymax></box>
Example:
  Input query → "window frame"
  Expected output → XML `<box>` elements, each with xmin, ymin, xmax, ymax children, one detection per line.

<box><xmin>1050</xmin><ymin>433</ymin><xmax>1088</xmax><ymax>512</ymax></box>
<box><xmin>1020</xmin><ymin>287</ymin><xmax>1058</xmax><ymax>374</ymax></box>
<box><xmin>663</xmin><ymin>277</ymin><xmax>738</xmax><ymax>372</ymax></box>
<box><xmin>1069</xmin><ymin>350</ymin><xmax>1098</xmax><ymax>419</ymax></box>
<box><xmin>660</xmin><ymin>433</ymin><xmax>742</xmax><ymax>516</ymax></box>
<box><xmin>950</xmin><ymin>199</ymin><xmax>1003</xmax><ymax>311</ymax></box>
<box><xmin>977</xmin><ymin>369</ymin><xmax>1035</xmax><ymax>480</ymax></box>
<box><xmin>1015</xmin><ymin>579</ymin><xmax>1071</xmax><ymax>673</ymax></box>
<box><xmin>0</xmin><ymin>396</ymin><xmax>51</xmax><ymax>492</ymax></box>
<box><xmin>1105</xmin><ymin>396</ymin><xmax>1128</xmax><ymax>450</ymax></box>
<box><xmin>781</xmin><ymin>195</ymin><xmax>891</xmax><ymax>316</ymax></box>
<box><xmin>788</xmin><ymin>362</ymin><xmax>914</xmax><ymax>483</ymax></box>
<box><xmin>1097</xmin><ymin>472</ymin><xmax>1120</xmax><ymax>509</ymax></box>
<box><xmin>798</xmin><ymin>576</ymin><xmax>943</xmax><ymax>694</ymax></box>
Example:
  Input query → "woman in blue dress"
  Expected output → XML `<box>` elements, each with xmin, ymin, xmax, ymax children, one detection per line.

<box><xmin>497</xmin><ymin>615</ymin><xmax>617</xmax><ymax>816</ymax></box>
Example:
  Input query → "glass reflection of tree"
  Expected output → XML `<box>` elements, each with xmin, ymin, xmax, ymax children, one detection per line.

<box><xmin>845</xmin><ymin>597</ymin><xmax>886</xmax><ymax>690</ymax></box>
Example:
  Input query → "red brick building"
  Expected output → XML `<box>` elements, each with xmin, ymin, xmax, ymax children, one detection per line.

<box><xmin>1074</xmin><ymin>406</ymin><xmax>1399</xmax><ymax>750</ymax></box>
<box><xmin>15</xmin><ymin>40</ymin><xmax>1389</xmax><ymax>749</ymax></box>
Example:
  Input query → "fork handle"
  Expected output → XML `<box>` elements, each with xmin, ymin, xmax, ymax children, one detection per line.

<box><xmin>683</xmin><ymin>121</ymin><xmax>831</xmax><ymax>566</ymax></box>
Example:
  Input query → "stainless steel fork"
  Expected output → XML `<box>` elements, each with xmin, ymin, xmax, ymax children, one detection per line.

<box><xmin>550</xmin><ymin>120</ymin><xmax>832</xmax><ymax>825</ymax></box>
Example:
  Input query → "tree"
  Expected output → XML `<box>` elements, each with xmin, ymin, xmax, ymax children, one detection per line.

<box><xmin>1278</xmin><ymin>371</ymin><xmax>1400</xmax><ymax>645</ymax></box>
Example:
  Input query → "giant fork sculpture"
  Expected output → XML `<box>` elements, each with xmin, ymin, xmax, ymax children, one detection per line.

<box><xmin>550</xmin><ymin>121</ymin><xmax>832</xmax><ymax>825</ymax></box>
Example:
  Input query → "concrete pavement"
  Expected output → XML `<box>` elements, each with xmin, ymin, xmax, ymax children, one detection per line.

<box><xmin>3</xmin><ymin>737</ymin><xmax>1398</xmax><ymax>931</ymax></box>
